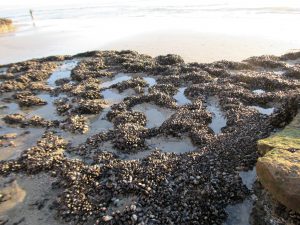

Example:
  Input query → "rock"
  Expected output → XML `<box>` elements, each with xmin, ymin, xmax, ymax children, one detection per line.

<box><xmin>130</xmin><ymin>204</ymin><xmax>137</xmax><ymax>211</ymax></box>
<box><xmin>155</xmin><ymin>54</ymin><xmax>184</xmax><ymax>65</ymax></box>
<box><xmin>0</xmin><ymin>105</ymin><xmax>8</xmax><ymax>110</ymax></box>
<box><xmin>256</xmin><ymin>149</ymin><xmax>300</xmax><ymax>213</ymax></box>
<box><xmin>131</xmin><ymin>214</ymin><xmax>138</xmax><ymax>222</ymax></box>
<box><xmin>61</xmin><ymin>115</ymin><xmax>89</xmax><ymax>134</ymax></box>
<box><xmin>71</xmin><ymin>59</ymin><xmax>108</xmax><ymax>81</ymax></box>
<box><xmin>102</xmin><ymin>215</ymin><xmax>113</xmax><ymax>222</ymax></box>
<box><xmin>2</xmin><ymin>113</ymin><xmax>25</xmax><ymax>124</ymax></box>
<box><xmin>2</xmin><ymin>114</ymin><xmax>57</xmax><ymax>128</ymax></box>
<box><xmin>110</xmin><ymin>77</ymin><xmax>148</xmax><ymax>92</ymax></box>
<box><xmin>0</xmin><ymin>133</ymin><xmax>17</xmax><ymax>140</ymax></box>
<box><xmin>13</xmin><ymin>92</ymin><xmax>48</xmax><ymax>107</ymax></box>
<box><xmin>285</xmin><ymin>65</ymin><xmax>300</xmax><ymax>79</ymax></box>
<box><xmin>257</xmin><ymin>113</ymin><xmax>300</xmax><ymax>155</ymax></box>
<box><xmin>0</xmin><ymin>215</ymin><xmax>9</xmax><ymax>225</ymax></box>
<box><xmin>55</xmin><ymin>78</ymin><xmax>70</xmax><ymax>86</ymax></box>
<box><xmin>18</xmin><ymin>95</ymin><xmax>47</xmax><ymax>107</ymax></box>
<box><xmin>75</xmin><ymin>99</ymin><xmax>106</xmax><ymax>114</ymax></box>
<box><xmin>280</xmin><ymin>51</ymin><xmax>300</xmax><ymax>60</ymax></box>
<box><xmin>251</xmin><ymin>180</ymin><xmax>300</xmax><ymax>225</ymax></box>
<box><xmin>0</xmin><ymin>140</ymin><xmax>15</xmax><ymax>147</ymax></box>
<box><xmin>113</xmin><ymin>112</ymin><xmax>146</xmax><ymax>127</ymax></box>
<box><xmin>149</xmin><ymin>84</ymin><xmax>178</xmax><ymax>96</ymax></box>
<box><xmin>243</xmin><ymin>55</ymin><xmax>284</xmax><ymax>68</ymax></box>
<box><xmin>257</xmin><ymin>112</ymin><xmax>300</xmax><ymax>213</ymax></box>
<box><xmin>54</xmin><ymin>97</ymin><xmax>72</xmax><ymax>115</ymax></box>
<box><xmin>113</xmin><ymin>123</ymin><xmax>147</xmax><ymax>152</ymax></box>
<box><xmin>0</xmin><ymin>18</ymin><xmax>14</xmax><ymax>33</ymax></box>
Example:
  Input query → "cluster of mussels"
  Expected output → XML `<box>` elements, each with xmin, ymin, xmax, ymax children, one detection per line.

<box><xmin>0</xmin><ymin>50</ymin><xmax>300</xmax><ymax>225</ymax></box>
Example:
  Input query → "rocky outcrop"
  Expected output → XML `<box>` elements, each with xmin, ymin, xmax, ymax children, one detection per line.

<box><xmin>0</xmin><ymin>18</ymin><xmax>14</xmax><ymax>33</ymax></box>
<box><xmin>1</xmin><ymin>50</ymin><xmax>300</xmax><ymax>224</ymax></box>
<box><xmin>258</xmin><ymin>112</ymin><xmax>300</xmax><ymax>155</ymax></box>
<box><xmin>251</xmin><ymin>181</ymin><xmax>300</xmax><ymax>225</ymax></box>
<box><xmin>257</xmin><ymin>112</ymin><xmax>300</xmax><ymax>213</ymax></box>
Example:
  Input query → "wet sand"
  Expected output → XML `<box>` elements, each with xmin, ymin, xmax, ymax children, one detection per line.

<box><xmin>0</xmin><ymin>174</ymin><xmax>63</xmax><ymax>225</ymax></box>
<box><xmin>105</xmin><ymin>31</ymin><xmax>300</xmax><ymax>63</ymax></box>
<box><xmin>0</xmin><ymin>29</ymin><xmax>299</xmax><ymax>65</ymax></box>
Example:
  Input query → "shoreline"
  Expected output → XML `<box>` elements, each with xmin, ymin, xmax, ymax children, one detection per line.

<box><xmin>104</xmin><ymin>31</ymin><xmax>300</xmax><ymax>63</ymax></box>
<box><xmin>0</xmin><ymin>29</ymin><xmax>299</xmax><ymax>65</ymax></box>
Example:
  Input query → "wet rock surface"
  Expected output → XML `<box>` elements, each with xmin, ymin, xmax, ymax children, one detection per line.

<box><xmin>13</xmin><ymin>91</ymin><xmax>47</xmax><ymax>107</ymax></box>
<box><xmin>61</xmin><ymin>115</ymin><xmax>89</xmax><ymax>134</ymax></box>
<box><xmin>0</xmin><ymin>50</ymin><xmax>300</xmax><ymax>224</ymax></box>
<box><xmin>256</xmin><ymin>113</ymin><xmax>300</xmax><ymax>214</ymax></box>
<box><xmin>0</xmin><ymin>18</ymin><xmax>14</xmax><ymax>33</ymax></box>
<box><xmin>251</xmin><ymin>182</ymin><xmax>300</xmax><ymax>225</ymax></box>
<box><xmin>110</xmin><ymin>77</ymin><xmax>148</xmax><ymax>93</ymax></box>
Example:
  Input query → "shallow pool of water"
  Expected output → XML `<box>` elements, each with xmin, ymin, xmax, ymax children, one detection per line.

<box><xmin>96</xmin><ymin>135</ymin><xmax>196</xmax><ymax>160</ymax></box>
<box><xmin>90</xmin><ymin>140</ymin><xmax>152</xmax><ymax>160</ymax></box>
<box><xmin>146</xmin><ymin>136</ymin><xmax>196</xmax><ymax>153</ymax></box>
<box><xmin>252</xmin><ymin>89</ymin><xmax>265</xmax><ymax>95</ymax></box>
<box><xmin>224</xmin><ymin>199</ymin><xmax>254</xmax><ymax>225</ymax></box>
<box><xmin>0</xmin><ymin>126</ymin><xmax>45</xmax><ymax>161</ymax></box>
<box><xmin>100</xmin><ymin>73</ymin><xmax>131</xmax><ymax>88</ymax></box>
<box><xmin>174</xmin><ymin>87</ymin><xmax>191</xmax><ymax>105</ymax></box>
<box><xmin>47</xmin><ymin>60</ymin><xmax>78</xmax><ymax>87</ymax></box>
<box><xmin>285</xmin><ymin>58</ymin><xmax>300</xmax><ymax>66</ymax></box>
<box><xmin>23</xmin><ymin>93</ymin><xmax>65</xmax><ymax>121</ymax></box>
<box><xmin>224</xmin><ymin>168</ymin><xmax>257</xmax><ymax>225</ymax></box>
<box><xmin>101</xmin><ymin>88</ymin><xmax>135</xmax><ymax>106</ymax></box>
<box><xmin>143</xmin><ymin>77</ymin><xmax>156</xmax><ymax>87</ymax></box>
<box><xmin>88</xmin><ymin>108</ymin><xmax>113</xmax><ymax>133</ymax></box>
<box><xmin>273</xmin><ymin>70</ymin><xmax>286</xmax><ymax>76</ymax></box>
<box><xmin>239</xmin><ymin>168</ymin><xmax>257</xmax><ymax>190</ymax></box>
<box><xmin>206</xmin><ymin>97</ymin><xmax>227</xmax><ymax>134</ymax></box>
<box><xmin>55</xmin><ymin>108</ymin><xmax>113</xmax><ymax>146</ymax></box>
<box><xmin>251</xmin><ymin>106</ymin><xmax>274</xmax><ymax>115</ymax></box>
<box><xmin>0</xmin><ymin>93</ymin><xmax>65</xmax><ymax>122</ymax></box>
<box><xmin>0</xmin><ymin>67</ymin><xmax>8</xmax><ymax>76</ymax></box>
<box><xmin>132</xmin><ymin>103</ymin><xmax>174</xmax><ymax>128</ymax></box>
<box><xmin>115</xmin><ymin>147</ymin><xmax>153</xmax><ymax>160</ymax></box>
<box><xmin>0</xmin><ymin>102</ymin><xmax>19</xmax><ymax>115</ymax></box>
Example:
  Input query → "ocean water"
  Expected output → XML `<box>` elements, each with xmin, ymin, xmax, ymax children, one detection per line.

<box><xmin>2</xmin><ymin>0</ymin><xmax>300</xmax><ymax>31</ymax></box>
<box><xmin>0</xmin><ymin>0</ymin><xmax>300</xmax><ymax>64</ymax></box>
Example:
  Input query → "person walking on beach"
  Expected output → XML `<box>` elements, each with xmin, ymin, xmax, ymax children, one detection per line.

<box><xmin>30</xmin><ymin>9</ymin><xmax>34</xmax><ymax>20</ymax></box>
<box><xmin>29</xmin><ymin>9</ymin><xmax>35</xmax><ymax>26</ymax></box>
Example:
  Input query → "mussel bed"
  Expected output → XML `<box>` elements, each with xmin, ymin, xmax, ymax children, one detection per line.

<box><xmin>0</xmin><ymin>51</ymin><xmax>300</xmax><ymax>225</ymax></box>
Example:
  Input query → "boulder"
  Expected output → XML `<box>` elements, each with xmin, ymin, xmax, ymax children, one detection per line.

<box><xmin>0</xmin><ymin>18</ymin><xmax>14</xmax><ymax>33</ymax></box>
<box><xmin>257</xmin><ymin>113</ymin><xmax>300</xmax><ymax>155</ymax></box>
<box><xmin>256</xmin><ymin>149</ymin><xmax>300</xmax><ymax>213</ymax></box>
<box><xmin>256</xmin><ymin>112</ymin><xmax>300</xmax><ymax>213</ymax></box>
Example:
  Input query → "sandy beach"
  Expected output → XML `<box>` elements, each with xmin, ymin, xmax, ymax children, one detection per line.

<box><xmin>1</xmin><ymin>0</ymin><xmax>300</xmax><ymax>64</ymax></box>
<box><xmin>1</xmin><ymin>29</ymin><xmax>300</xmax><ymax>65</ymax></box>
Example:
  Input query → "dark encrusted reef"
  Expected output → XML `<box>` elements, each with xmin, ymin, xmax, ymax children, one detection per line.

<box><xmin>0</xmin><ymin>50</ymin><xmax>300</xmax><ymax>225</ymax></box>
